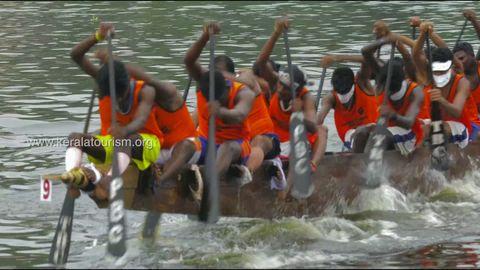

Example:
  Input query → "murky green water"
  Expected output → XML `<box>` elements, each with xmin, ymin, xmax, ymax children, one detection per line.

<box><xmin>1</xmin><ymin>1</ymin><xmax>480</xmax><ymax>268</ymax></box>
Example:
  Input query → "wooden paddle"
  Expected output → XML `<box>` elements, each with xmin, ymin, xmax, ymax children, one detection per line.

<box><xmin>106</xmin><ymin>31</ymin><xmax>127</xmax><ymax>260</ymax></box>
<box><xmin>426</xmin><ymin>32</ymin><xmax>449</xmax><ymax>171</ymax></box>
<box><xmin>282</xmin><ymin>28</ymin><xmax>314</xmax><ymax>199</ymax></box>
<box><xmin>48</xmin><ymin>84</ymin><xmax>96</xmax><ymax>266</ymax></box>
<box><xmin>364</xmin><ymin>42</ymin><xmax>396</xmax><ymax>189</ymax></box>
<box><xmin>183</xmin><ymin>76</ymin><xmax>193</xmax><ymax>102</ymax></box>
<box><xmin>455</xmin><ymin>19</ymin><xmax>468</xmax><ymax>46</ymax></box>
<box><xmin>198</xmin><ymin>26</ymin><xmax>220</xmax><ymax>223</ymax></box>
<box><xmin>315</xmin><ymin>67</ymin><xmax>327</xmax><ymax>110</ymax></box>
<box><xmin>412</xmin><ymin>26</ymin><xmax>417</xmax><ymax>40</ymax></box>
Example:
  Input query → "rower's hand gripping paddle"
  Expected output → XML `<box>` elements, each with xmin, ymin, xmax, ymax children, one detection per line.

<box><xmin>283</xmin><ymin>28</ymin><xmax>314</xmax><ymax>199</ymax></box>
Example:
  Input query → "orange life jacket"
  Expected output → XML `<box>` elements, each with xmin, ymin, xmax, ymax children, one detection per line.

<box><xmin>333</xmin><ymin>84</ymin><xmax>379</xmax><ymax>142</ymax></box>
<box><xmin>154</xmin><ymin>102</ymin><xmax>199</xmax><ymax>150</ymax></box>
<box><xmin>247</xmin><ymin>92</ymin><xmax>275</xmax><ymax>138</ymax></box>
<box><xmin>197</xmin><ymin>81</ymin><xmax>251</xmax><ymax>144</ymax></box>
<box><xmin>98</xmin><ymin>79</ymin><xmax>164</xmax><ymax>142</ymax></box>
<box><xmin>470</xmin><ymin>64</ymin><xmax>480</xmax><ymax>111</ymax></box>
<box><xmin>269</xmin><ymin>87</ymin><xmax>317</xmax><ymax>144</ymax></box>
<box><xmin>386</xmin><ymin>81</ymin><xmax>424</xmax><ymax>145</ymax></box>
<box><xmin>423</xmin><ymin>74</ymin><xmax>474</xmax><ymax>133</ymax></box>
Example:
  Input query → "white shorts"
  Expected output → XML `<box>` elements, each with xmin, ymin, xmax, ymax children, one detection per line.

<box><xmin>155</xmin><ymin>138</ymin><xmax>201</xmax><ymax>165</ymax></box>
<box><xmin>386</xmin><ymin>126</ymin><xmax>416</xmax><ymax>156</ymax></box>
<box><xmin>446</xmin><ymin>121</ymin><xmax>469</xmax><ymax>148</ymax></box>
<box><xmin>343</xmin><ymin>129</ymin><xmax>356</xmax><ymax>150</ymax></box>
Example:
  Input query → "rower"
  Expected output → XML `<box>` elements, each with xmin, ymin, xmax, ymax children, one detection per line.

<box><xmin>253</xmin><ymin>17</ymin><xmax>326</xmax><ymax>171</ymax></box>
<box><xmin>101</xmin><ymin>61</ymin><xmax>202</xmax><ymax>185</ymax></box>
<box><xmin>424</xmin><ymin>47</ymin><xmax>475</xmax><ymax>148</ymax></box>
<box><xmin>184</xmin><ymin>22</ymin><xmax>255</xmax><ymax>183</ymax></box>
<box><xmin>62</xmin><ymin>22</ymin><xmax>162</xmax><ymax>199</ymax></box>
<box><xmin>452</xmin><ymin>41</ymin><xmax>480</xmax><ymax>140</ymax></box>
<box><xmin>220</xmin><ymin>69</ymin><xmax>286</xmax><ymax>190</ymax></box>
<box><xmin>375</xmin><ymin>58</ymin><xmax>426</xmax><ymax>154</ymax></box>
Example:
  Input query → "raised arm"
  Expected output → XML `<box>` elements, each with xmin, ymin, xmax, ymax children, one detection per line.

<box><xmin>122</xmin><ymin>63</ymin><xmax>179</xmax><ymax>105</ymax></box>
<box><xmin>320</xmin><ymin>54</ymin><xmax>372</xmax><ymax>90</ymax></box>
<box><xmin>254</xmin><ymin>17</ymin><xmax>289</xmax><ymax>87</ymax></box>
<box><xmin>412</xmin><ymin>22</ymin><xmax>431</xmax><ymax>85</ymax></box>
<box><xmin>71</xmin><ymin>22</ymin><xmax>115</xmax><ymax>79</ymax></box>
<box><xmin>215</xmin><ymin>87</ymin><xmax>254</xmax><ymax>124</ymax></box>
<box><xmin>184</xmin><ymin>22</ymin><xmax>220</xmax><ymax>82</ymax></box>
<box><xmin>464</xmin><ymin>9</ymin><xmax>480</xmax><ymax>41</ymax></box>
<box><xmin>396</xmin><ymin>40</ymin><xmax>417</xmax><ymax>81</ymax></box>
<box><xmin>361</xmin><ymin>36</ymin><xmax>392</xmax><ymax>78</ymax></box>
<box><xmin>316</xmin><ymin>93</ymin><xmax>335</xmax><ymax>125</ymax></box>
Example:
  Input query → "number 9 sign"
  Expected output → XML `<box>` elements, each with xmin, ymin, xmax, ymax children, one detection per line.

<box><xmin>41</xmin><ymin>176</ymin><xmax>52</xmax><ymax>202</ymax></box>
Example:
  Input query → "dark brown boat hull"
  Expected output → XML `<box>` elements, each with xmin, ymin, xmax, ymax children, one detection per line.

<box><xmin>91</xmin><ymin>142</ymin><xmax>480</xmax><ymax>219</ymax></box>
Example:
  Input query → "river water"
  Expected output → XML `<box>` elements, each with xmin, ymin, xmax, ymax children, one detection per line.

<box><xmin>1</xmin><ymin>1</ymin><xmax>480</xmax><ymax>268</ymax></box>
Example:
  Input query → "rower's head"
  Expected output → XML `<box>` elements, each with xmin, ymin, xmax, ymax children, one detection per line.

<box><xmin>96</xmin><ymin>60</ymin><xmax>130</xmax><ymax>101</ymax></box>
<box><xmin>431</xmin><ymin>47</ymin><xmax>454</xmax><ymax>88</ymax></box>
<box><xmin>332</xmin><ymin>67</ymin><xmax>355</xmax><ymax>94</ymax></box>
<box><xmin>453</xmin><ymin>41</ymin><xmax>476</xmax><ymax>75</ymax></box>
<box><xmin>277</xmin><ymin>65</ymin><xmax>307</xmax><ymax>100</ymax></box>
<box><xmin>199</xmin><ymin>70</ymin><xmax>229</xmax><ymax>102</ymax></box>
<box><xmin>377</xmin><ymin>57</ymin><xmax>406</xmax><ymax>99</ymax></box>
<box><xmin>372</xmin><ymin>20</ymin><xmax>390</xmax><ymax>39</ymax></box>
<box><xmin>214</xmin><ymin>55</ymin><xmax>235</xmax><ymax>73</ymax></box>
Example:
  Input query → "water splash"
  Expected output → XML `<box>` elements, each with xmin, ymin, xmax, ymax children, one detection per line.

<box><xmin>346</xmin><ymin>184</ymin><xmax>411</xmax><ymax>214</ymax></box>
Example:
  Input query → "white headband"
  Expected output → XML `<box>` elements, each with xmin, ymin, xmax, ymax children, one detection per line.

<box><xmin>389</xmin><ymin>80</ymin><xmax>408</xmax><ymax>101</ymax></box>
<box><xmin>432</xmin><ymin>60</ymin><xmax>452</xmax><ymax>72</ymax></box>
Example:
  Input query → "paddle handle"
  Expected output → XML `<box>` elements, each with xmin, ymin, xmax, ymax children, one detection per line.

<box><xmin>183</xmin><ymin>76</ymin><xmax>193</xmax><ymax>102</ymax></box>
<box><xmin>411</xmin><ymin>26</ymin><xmax>416</xmax><ymax>40</ymax></box>
<box><xmin>206</xmin><ymin>27</ymin><xmax>219</xmax><ymax>223</ymax></box>
<box><xmin>83</xmin><ymin>90</ymin><xmax>95</xmax><ymax>134</ymax></box>
<box><xmin>315</xmin><ymin>67</ymin><xmax>327</xmax><ymax>110</ymax></box>
<box><xmin>106</xmin><ymin>30</ymin><xmax>127</xmax><ymax>259</ymax></box>
<box><xmin>283</xmin><ymin>29</ymin><xmax>296</xmax><ymax>98</ymax></box>
<box><xmin>455</xmin><ymin>19</ymin><xmax>468</xmax><ymax>47</ymax></box>
<box><xmin>425</xmin><ymin>31</ymin><xmax>442</xmax><ymax>122</ymax></box>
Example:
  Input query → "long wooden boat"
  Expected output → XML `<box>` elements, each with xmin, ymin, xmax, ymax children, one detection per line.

<box><xmin>88</xmin><ymin>142</ymin><xmax>480</xmax><ymax>219</ymax></box>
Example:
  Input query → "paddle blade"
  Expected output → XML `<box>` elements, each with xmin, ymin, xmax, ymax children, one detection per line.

<box><xmin>107</xmin><ymin>176</ymin><xmax>127</xmax><ymax>259</ymax></box>
<box><xmin>289</xmin><ymin>112</ymin><xmax>314</xmax><ymax>199</ymax></box>
<box><xmin>364</xmin><ymin>126</ymin><xmax>389</xmax><ymax>189</ymax></box>
<box><xmin>141</xmin><ymin>212</ymin><xmax>162</xmax><ymax>240</ymax></box>
<box><xmin>49</xmin><ymin>192</ymin><xmax>75</xmax><ymax>266</ymax></box>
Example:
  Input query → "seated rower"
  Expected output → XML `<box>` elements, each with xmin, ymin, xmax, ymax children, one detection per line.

<box><xmin>223</xmin><ymin>68</ymin><xmax>286</xmax><ymax>191</ymax></box>
<box><xmin>452</xmin><ymin>41</ymin><xmax>480</xmax><ymax>140</ymax></box>
<box><xmin>118</xmin><ymin>63</ymin><xmax>202</xmax><ymax>185</ymax></box>
<box><xmin>62</xmin><ymin>23</ymin><xmax>162</xmax><ymax>199</ymax></box>
<box><xmin>376</xmin><ymin>58</ymin><xmax>426</xmax><ymax>155</ymax></box>
<box><xmin>268</xmin><ymin>65</ymin><xmax>327</xmax><ymax>171</ymax></box>
<box><xmin>424</xmin><ymin>47</ymin><xmax>476</xmax><ymax>148</ymax></box>
<box><xmin>184</xmin><ymin>22</ymin><xmax>255</xmax><ymax>183</ymax></box>
<box><xmin>253</xmin><ymin>17</ymin><xmax>326</xmax><ymax>171</ymax></box>
<box><xmin>316</xmin><ymin>67</ymin><xmax>379</xmax><ymax>153</ymax></box>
